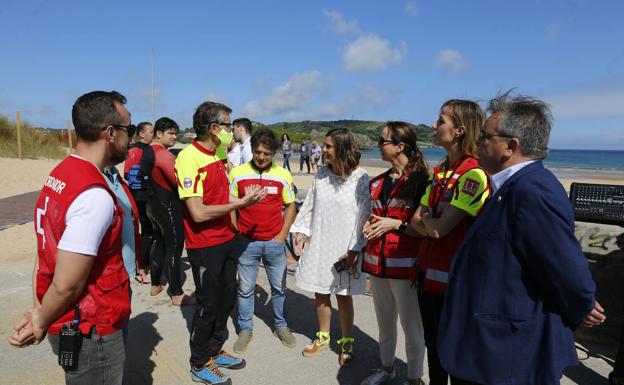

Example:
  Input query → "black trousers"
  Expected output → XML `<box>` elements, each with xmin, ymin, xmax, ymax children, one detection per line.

<box><xmin>299</xmin><ymin>156</ymin><xmax>310</xmax><ymax>173</ymax></box>
<box><xmin>132</xmin><ymin>193</ymin><xmax>154</xmax><ymax>270</ymax></box>
<box><xmin>146</xmin><ymin>186</ymin><xmax>184</xmax><ymax>295</ymax></box>
<box><xmin>419</xmin><ymin>292</ymin><xmax>478</xmax><ymax>385</ymax></box>
<box><xmin>188</xmin><ymin>237</ymin><xmax>242</xmax><ymax>367</ymax></box>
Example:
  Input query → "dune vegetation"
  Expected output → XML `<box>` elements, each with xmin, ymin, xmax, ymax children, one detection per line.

<box><xmin>0</xmin><ymin>114</ymin><xmax>70</xmax><ymax>159</ymax></box>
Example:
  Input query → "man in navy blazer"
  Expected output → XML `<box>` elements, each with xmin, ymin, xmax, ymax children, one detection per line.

<box><xmin>437</xmin><ymin>92</ymin><xmax>606</xmax><ymax>385</ymax></box>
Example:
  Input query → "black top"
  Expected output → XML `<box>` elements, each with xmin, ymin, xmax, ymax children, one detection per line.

<box><xmin>379</xmin><ymin>170</ymin><xmax>429</xmax><ymax>208</ymax></box>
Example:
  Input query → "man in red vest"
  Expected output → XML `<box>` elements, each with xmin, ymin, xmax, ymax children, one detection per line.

<box><xmin>8</xmin><ymin>90</ymin><xmax>133</xmax><ymax>385</ymax></box>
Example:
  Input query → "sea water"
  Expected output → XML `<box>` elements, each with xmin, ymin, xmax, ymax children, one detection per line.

<box><xmin>360</xmin><ymin>148</ymin><xmax>624</xmax><ymax>173</ymax></box>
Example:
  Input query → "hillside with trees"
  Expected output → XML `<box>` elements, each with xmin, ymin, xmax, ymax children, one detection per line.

<box><xmin>179</xmin><ymin>119</ymin><xmax>436</xmax><ymax>149</ymax></box>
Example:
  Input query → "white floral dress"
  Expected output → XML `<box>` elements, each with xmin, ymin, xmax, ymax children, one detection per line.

<box><xmin>290</xmin><ymin>166</ymin><xmax>371</xmax><ymax>295</ymax></box>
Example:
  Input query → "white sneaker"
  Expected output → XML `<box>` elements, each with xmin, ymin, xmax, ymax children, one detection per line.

<box><xmin>361</xmin><ymin>368</ymin><xmax>396</xmax><ymax>385</ymax></box>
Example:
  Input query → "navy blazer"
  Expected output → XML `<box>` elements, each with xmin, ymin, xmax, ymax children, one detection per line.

<box><xmin>438</xmin><ymin>161</ymin><xmax>596</xmax><ymax>385</ymax></box>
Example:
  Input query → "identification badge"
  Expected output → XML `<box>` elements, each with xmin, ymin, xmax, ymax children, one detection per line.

<box><xmin>264</xmin><ymin>186</ymin><xmax>278</xmax><ymax>195</ymax></box>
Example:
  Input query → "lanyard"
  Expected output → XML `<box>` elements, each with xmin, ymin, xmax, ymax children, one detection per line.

<box><xmin>431</xmin><ymin>157</ymin><xmax>467</xmax><ymax>217</ymax></box>
<box><xmin>381</xmin><ymin>172</ymin><xmax>408</xmax><ymax>215</ymax></box>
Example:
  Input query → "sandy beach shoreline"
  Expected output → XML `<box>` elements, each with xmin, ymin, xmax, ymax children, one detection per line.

<box><xmin>1</xmin><ymin>156</ymin><xmax>622</xmax><ymax>200</ymax></box>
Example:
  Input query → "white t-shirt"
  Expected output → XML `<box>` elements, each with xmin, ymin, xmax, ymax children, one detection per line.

<box><xmin>240</xmin><ymin>137</ymin><xmax>253</xmax><ymax>165</ymax></box>
<box><xmin>228</xmin><ymin>143</ymin><xmax>242</xmax><ymax>167</ymax></box>
<box><xmin>57</xmin><ymin>187</ymin><xmax>115</xmax><ymax>256</ymax></box>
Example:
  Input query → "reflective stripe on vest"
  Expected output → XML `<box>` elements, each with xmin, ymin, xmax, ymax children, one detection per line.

<box><xmin>386</xmin><ymin>257</ymin><xmax>417</xmax><ymax>268</ymax></box>
<box><xmin>425</xmin><ymin>268</ymin><xmax>449</xmax><ymax>283</ymax></box>
<box><xmin>364</xmin><ymin>253</ymin><xmax>379</xmax><ymax>265</ymax></box>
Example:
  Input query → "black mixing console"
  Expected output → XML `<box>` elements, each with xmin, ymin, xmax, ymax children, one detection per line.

<box><xmin>570</xmin><ymin>183</ymin><xmax>624</xmax><ymax>226</ymax></box>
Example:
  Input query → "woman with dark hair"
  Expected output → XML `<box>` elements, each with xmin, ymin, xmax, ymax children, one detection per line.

<box><xmin>361</xmin><ymin>122</ymin><xmax>429</xmax><ymax>385</ymax></box>
<box><xmin>291</xmin><ymin>128</ymin><xmax>371</xmax><ymax>366</ymax></box>
<box><xmin>413</xmin><ymin>100</ymin><xmax>490</xmax><ymax>385</ymax></box>
<box><xmin>281</xmin><ymin>133</ymin><xmax>292</xmax><ymax>172</ymax></box>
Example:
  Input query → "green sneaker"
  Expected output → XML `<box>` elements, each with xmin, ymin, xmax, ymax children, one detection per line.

<box><xmin>233</xmin><ymin>330</ymin><xmax>253</xmax><ymax>354</ymax></box>
<box><xmin>273</xmin><ymin>327</ymin><xmax>296</xmax><ymax>348</ymax></box>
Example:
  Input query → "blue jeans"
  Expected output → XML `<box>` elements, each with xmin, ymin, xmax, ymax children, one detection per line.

<box><xmin>283</xmin><ymin>153</ymin><xmax>291</xmax><ymax>172</ymax></box>
<box><xmin>237</xmin><ymin>238</ymin><xmax>288</xmax><ymax>331</ymax></box>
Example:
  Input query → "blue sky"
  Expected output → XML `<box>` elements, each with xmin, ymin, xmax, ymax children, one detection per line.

<box><xmin>1</xmin><ymin>0</ymin><xmax>623</xmax><ymax>150</ymax></box>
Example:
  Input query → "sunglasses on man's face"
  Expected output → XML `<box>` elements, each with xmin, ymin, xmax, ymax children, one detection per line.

<box><xmin>112</xmin><ymin>124</ymin><xmax>137</xmax><ymax>137</ymax></box>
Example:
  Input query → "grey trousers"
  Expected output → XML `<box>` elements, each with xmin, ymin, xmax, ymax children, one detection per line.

<box><xmin>370</xmin><ymin>276</ymin><xmax>426</xmax><ymax>380</ymax></box>
<box><xmin>48</xmin><ymin>328</ymin><xmax>125</xmax><ymax>385</ymax></box>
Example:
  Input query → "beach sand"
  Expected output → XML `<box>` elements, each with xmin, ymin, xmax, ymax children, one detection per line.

<box><xmin>1</xmin><ymin>156</ymin><xmax>622</xmax><ymax>199</ymax></box>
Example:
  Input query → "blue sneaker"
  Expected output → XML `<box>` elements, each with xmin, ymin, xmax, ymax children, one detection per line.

<box><xmin>213</xmin><ymin>350</ymin><xmax>246</xmax><ymax>369</ymax></box>
<box><xmin>190</xmin><ymin>361</ymin><xmax>231</xmax><ymax>385</ymax></box>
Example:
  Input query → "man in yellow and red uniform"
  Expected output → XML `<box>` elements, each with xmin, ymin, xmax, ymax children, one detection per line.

<box><xmin>9</xmin><ymin>91</ymin><xmax>133</xmax><ymax>385</ymax></box>
<box><xmin>228</xmin><ymin>127</ymin><xmax>297</xmax><ymax>354</ymax></box>
<box><xmin>175</xmin><ymin>101</ymin><xmax>266</xmax><ymax>385</ymax></box>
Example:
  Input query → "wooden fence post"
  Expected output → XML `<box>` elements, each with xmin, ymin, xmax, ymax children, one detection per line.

<box><xmin>16</xmin><ymin>111</ymin><xmax>22</xmax><ymax>159</ymax></box>
<box><xmin>67</xmin><ymin>119</ymin><xmax>73</xmax><ymax>149</ymax></box>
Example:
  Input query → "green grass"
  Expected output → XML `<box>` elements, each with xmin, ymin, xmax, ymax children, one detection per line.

<box><xmin>0</xmin><ymin>114</ymin><xmax>68</xmax><ymax>159</ymax></box>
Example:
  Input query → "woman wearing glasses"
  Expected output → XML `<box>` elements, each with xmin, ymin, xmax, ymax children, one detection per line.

<box><xmin>361</xmin><ymin>122</ymin><xmax>429</xmax><ymax>385</ymax></box>
<box><xmin>413</xmin><ymin>100</ymin><xmax>490</xmax><ymax>385</ymax></box>
<box><xmin>291</xmin><ymin>128</ymin><xmax>370</xmax><ymax>367</ymax></box>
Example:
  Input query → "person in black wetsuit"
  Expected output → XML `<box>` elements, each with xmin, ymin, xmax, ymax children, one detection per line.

<box><xmin>147</xmin><ymin>117</ymin><xmax>194</xmax><ymax>306</ymax></box>
<box><xmin>124</xmin><ymin>121</ymin><xmax>154</xmax><ymax>283</ymax></box>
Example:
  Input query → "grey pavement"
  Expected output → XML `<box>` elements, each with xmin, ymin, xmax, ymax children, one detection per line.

<box><xmin>0</xmin><ymin>249</ymin><xmax>617</xmax><ymax>385</ymax></box>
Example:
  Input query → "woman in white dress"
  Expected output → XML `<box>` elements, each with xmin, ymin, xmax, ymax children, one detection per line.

<box><xmin>291</xmin><ymin>128</ymin><xmax>371</xmax><ymax>367</ymax></box>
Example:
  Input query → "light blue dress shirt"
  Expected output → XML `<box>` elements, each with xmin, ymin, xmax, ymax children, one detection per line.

<box><xmin>103</xmin><ymin>167</ymin><xmax>137</xmax><ymax>277</ymax></box>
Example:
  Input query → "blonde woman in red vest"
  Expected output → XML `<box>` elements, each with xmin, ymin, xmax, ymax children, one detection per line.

<box><xmin>412</xmin><ymin>100</ymin><xmax>490</xmax><ymax>385</ymax></box>
<box><xmin>361</xmin><ymin>122</ymin><xmax>429</xmax><ymax>385</ymax></box>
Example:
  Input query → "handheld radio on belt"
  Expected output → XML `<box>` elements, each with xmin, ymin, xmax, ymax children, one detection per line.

<box><xmin>58</xmin><ymin>305</ymin><xmax>82</xmax><ymax>371</ymax></box>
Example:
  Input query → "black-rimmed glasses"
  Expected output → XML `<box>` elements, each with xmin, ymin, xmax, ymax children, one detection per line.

<box><xmin>378</xmin><ymin>137</ymin><xmax>394</xmax><ymax>147</ymax></box>
<box><xmin>213</xmin><ymin>121</ymin><xmax>233</xmax><ymax>130</ymax></box>
<box><xmin>478</xmin><ymin>130</ymin><xmax>514</xmax><ymax>142</ymax></box>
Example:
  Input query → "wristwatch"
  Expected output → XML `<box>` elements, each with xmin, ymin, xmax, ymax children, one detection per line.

<box><xmin>397</xmin><ymin>221</ymin><xmax>407</xmax><ymax>234</ymax></box>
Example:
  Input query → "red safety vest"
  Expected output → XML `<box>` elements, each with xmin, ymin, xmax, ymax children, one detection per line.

<box><xmin>34</xmin><ymin>156</ymin><xmax>131</xmax><ymax>336</ymax></box>
<box><xmin>418</xmin><ymin>156</ymin><xmax>488</xmax><ymax>294</ymax></box>
<box><xmin>363</xmin><ymin>171</ymin><xmax>421</xmax><ymax>279</ymax></box>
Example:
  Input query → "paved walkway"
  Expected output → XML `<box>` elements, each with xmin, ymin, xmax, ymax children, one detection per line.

<box><xmin>0</xmin><ymin>195</ymin><xmax>619</xmax><ymax>384</ymax></box>
<box><xmin>0</xmin><ymin>191</ymin><xmax>38</xmax><ymax>231</ymax></box>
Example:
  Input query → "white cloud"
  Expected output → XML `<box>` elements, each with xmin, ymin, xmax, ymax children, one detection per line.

<box><xmin>435</xmin><ymin>49</ymin><xmax>467</xmax><ymax>72</ymax></box>
<box><xmin>547</xmin><ymin>91</ymin><xmax>624</xmax><ymax>118</ymax></box>
<box><xmin>343</xmin><ymin>34</ymin><xmax>407</xmax><ymax>72</ymax></box>
<box><xmin>241</xmin><ymin>71</ymin><xmax>324</xmax><ymax>119</ymax></box>
<box><xmin>323</xmin><ymin>9</ymin><xmax>360</xmax><ymax>35</ymax></box>
<box><xmin>242</xmin><ymin>71</ymin><xmax>399</xmax><ymax>121</ymax></box>
<box><xmin>546</xmin><ymin>22</ymin><xmax>561</xmax><ymax>42</ymax></box>
<box><xmin>404</xmin><ymin>1</ymin><xmax>419</xmax><ymax>16</ymax></box>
